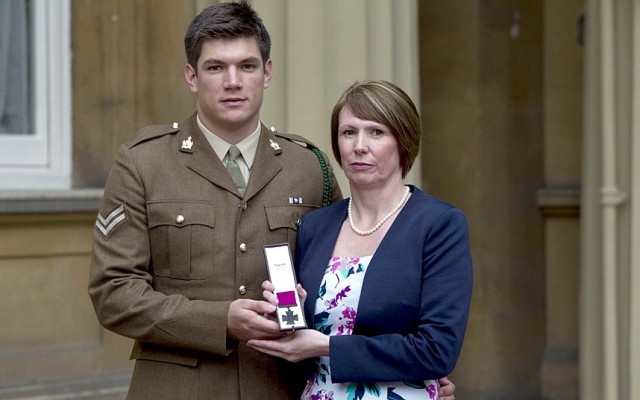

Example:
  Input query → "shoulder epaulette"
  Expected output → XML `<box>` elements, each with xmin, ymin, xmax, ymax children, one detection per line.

<box><xmin>271</xmin><ymin>128</ymin><xmax>332</xmax><ymax>207</ymax></box>
<box><xmin>128</xmin><ymin>123</ymin><xmax>180</xmax><ymax>148</ymax></box>
<box><xmin>273</xmin><ymin>131</ymin><xmax>318</xmax><ymax>150</ymax></box>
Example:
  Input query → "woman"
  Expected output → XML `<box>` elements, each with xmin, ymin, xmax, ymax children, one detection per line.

<box><xmin>248</xmin><ymin>80</ymin><xmax>472</xmax><ymax>400</ymax></box>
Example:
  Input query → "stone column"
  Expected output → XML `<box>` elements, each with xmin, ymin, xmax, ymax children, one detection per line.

<box><xmin>581</xmin><ymin>0</ymin><xmax>639</xmax><ymax>399</ymax></box>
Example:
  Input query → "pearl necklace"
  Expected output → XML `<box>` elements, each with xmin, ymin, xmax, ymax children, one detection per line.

<box><xmin>348</xmin><ymin>186</ymin><xmax>411</xmax><ymax>236</ymax></box>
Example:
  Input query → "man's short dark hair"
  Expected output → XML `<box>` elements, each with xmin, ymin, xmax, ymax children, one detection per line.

<box><xmin>184</xmin><ymin>1</ymin><xmax>271</xmax><ymax>71</ymax></box>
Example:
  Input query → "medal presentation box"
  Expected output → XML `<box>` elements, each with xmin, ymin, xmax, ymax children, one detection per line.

<box><xmin>263</xmin><ymin>243</ymin><xmax>307</xmax><ymax>331</ymax></box>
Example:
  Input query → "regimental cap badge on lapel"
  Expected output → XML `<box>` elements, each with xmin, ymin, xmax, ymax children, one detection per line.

<box><xmin>181</xmin><ymin>136</ymin><xmax>194</xmax><ymax>151</ymax></box>
<box><xmin>269</xmin><ymin>139</ymin><xmax>281</xmax><ymax>152</ymax></box>
<box><xmin>268</xmin><ymin>127</ymin><xmax>282</xmax><ymax>154</ymax></box>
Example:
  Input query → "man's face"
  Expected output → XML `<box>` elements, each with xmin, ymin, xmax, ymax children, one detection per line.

<box><xmin>184</xmin><ymin>37</ymin><xmax>272</xmax><ymax>142</ymax></box>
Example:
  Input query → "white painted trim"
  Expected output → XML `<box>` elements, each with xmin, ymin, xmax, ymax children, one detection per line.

<box><xmin>0</xmin><ymin>0</ymin><xmax>72</xmax><ymax>189</ymax></box>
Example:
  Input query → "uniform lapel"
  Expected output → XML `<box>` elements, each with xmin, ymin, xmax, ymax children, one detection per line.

<box><xmin>244</xmin><ymin>126</ymin><xmax>283</xmax><ymax>198</ymax></box>
<box><xmin>178</xmin><ymin>115</ymin><xmax>238</xmax><ymax>194</ymax></box>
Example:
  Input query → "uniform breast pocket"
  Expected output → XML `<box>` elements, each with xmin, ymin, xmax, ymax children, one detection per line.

<box><xmin>147</xmin><ymin>201</ymin><xmax>215</xmax><ymax>280</ymax></box>
<box><xmin>264</xmin><ymin>204</ymin><xmax>318</xmax><ymax>249</ymax></box>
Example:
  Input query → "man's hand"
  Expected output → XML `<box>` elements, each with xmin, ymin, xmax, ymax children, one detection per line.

<box><xmin>227</xmin><ymin>299</ymin><xmax>283</xmax><ymax>342</ymax></box>
<box><xmin>438</xmin><ymin>376</ymin><xmax>456</xmax><ymax>400</ymax></box>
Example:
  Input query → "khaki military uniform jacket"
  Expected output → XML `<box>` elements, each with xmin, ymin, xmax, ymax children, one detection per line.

<box><xmin>88</xmin><ymin>113</ymin><xmax>341</xmax><ymax>400</ymax></box>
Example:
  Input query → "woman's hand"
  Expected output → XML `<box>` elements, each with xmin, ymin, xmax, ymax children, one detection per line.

<box><xmin>247</xmin><ymin>328</ymin><xmax>329</xmax><ymax>363</ymax></box>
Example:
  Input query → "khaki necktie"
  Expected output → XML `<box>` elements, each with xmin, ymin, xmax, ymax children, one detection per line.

<box><xmin>226</xmin><ymin>145</ymin><xmax>246</xmax><ymax>196</ymax></box>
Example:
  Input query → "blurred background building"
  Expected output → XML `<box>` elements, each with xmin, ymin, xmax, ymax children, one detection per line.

<box><xmin>0</xmin><ymin>1</ymin><xmax>637</xmax><ymax>399</ymax></box>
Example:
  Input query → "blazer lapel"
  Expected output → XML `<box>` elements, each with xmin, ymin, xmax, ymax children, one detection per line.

<box><xmin>356</xmin><ymin>188</ymin><xmax>418</xmax><ymax>320</ymax></box>
<box><xmin>301</xmin><ymin>202</ymin><xmax>348</xmax><ymax>323</ymax></box>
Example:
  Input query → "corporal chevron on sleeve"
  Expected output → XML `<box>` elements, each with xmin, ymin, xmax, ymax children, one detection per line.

<box><xmin>95</xmin><ymin>204</ymin><xmax>127</xmax><ymax>238</ymax></box>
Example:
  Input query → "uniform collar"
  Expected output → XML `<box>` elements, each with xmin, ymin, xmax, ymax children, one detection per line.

<box><xmin>196</xmin><ymin>115</ymin><xmax>261</xmax><ymax>170</ymax></box>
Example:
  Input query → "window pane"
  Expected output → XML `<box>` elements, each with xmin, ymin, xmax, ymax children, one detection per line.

<box><xmin>0</xmin><ymin>0</ymin><xmax>31</xmax><ymax>135</ymax></box>
<box><xmin>0</xmin><ymin>0</ymin><xmax>71</xmax><ymax>189</ymax></box>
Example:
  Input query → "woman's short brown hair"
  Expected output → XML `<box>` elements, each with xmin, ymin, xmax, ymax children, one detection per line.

<box><xmin>330</xmin><ymin>80</ymin><xmax>421</xmax><ymax>178</ymax></box>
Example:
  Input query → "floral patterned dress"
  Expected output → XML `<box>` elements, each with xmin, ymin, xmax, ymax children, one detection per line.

<box><xmin>301</xmin><ymin>256</ymin><xmax>439</xmax><ymax>400</ymax></box>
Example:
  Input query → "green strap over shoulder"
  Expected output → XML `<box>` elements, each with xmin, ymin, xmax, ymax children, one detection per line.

<box><xmin>310</xmin><ymin>147</ymin><xmax>332</xmax><ymax>207</ymax></box>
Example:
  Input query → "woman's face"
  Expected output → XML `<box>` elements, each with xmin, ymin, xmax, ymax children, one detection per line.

<box><xmin>337</xmin><ymin>106</ymin><xmax>403</xmax><ymax>189</ymax></box>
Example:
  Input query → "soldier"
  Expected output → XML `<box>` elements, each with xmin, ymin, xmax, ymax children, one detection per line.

<box><xmin>88</xmin><ymin>2</ymin><xmax>456</xmax><ymax>399</ymax></box>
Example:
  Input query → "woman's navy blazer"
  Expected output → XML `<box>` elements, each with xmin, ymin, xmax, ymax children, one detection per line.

<box><xmin>295</xmin><ymin>186</ymin><xmax>473</xmax><ymax>383</ymax></box>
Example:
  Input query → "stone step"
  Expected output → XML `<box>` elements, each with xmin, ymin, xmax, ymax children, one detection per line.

<box><xmin>0</xmin><ymin>373</ymin><xmax>130</xmax><ymax>400</ymax></box>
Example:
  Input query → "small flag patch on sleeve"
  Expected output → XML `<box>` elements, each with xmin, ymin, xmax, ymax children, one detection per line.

<box><xmin>95</xmin><ymin>204</ymin><xmax>127</xmax><ymax>238</ymax></box>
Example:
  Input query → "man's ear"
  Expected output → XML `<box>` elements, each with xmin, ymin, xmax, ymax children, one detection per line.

<box><xmin>184</xmin><ymin>63</ymin><xmax>198</xmax><ymax>93</ymax></box>
<box><xmin>263</xmin><ymin>59</ymin><xmax>273</xmax><ymax>88</ymax></box>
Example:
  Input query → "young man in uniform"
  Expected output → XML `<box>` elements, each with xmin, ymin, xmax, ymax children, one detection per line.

<box><xmin>89</xmin><ymin>2</ymin><xmax>456</xmax><ymax>399</ymax></box>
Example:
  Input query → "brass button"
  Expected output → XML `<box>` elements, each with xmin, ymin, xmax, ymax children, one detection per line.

<box><xmin>241</xmin><ymin>203</ymin><xmax>248</xmax><ymax>211</ymax></box>
<box><xmin>295</xmin><ymin>218</ymin><xmax>302</xmax><ymax>227</ymax></box>
<box><xmin>239</xmin><ymin>285</ymin><xmax>247</xmax><ymax>295</ymax></box>
<box><xmin>172</xmin><ymin>122</ymin><xmax>179</xmax><ymax>129</ymax></box>
<box><xmin>176</xmin><ymin>215</ymin><xmax>185</xmax><ymax>224</ymax></box>
<box><xmin>239</xmin><ymin>243</ymin><xmax>247</xmax><ymax>253</ymax></box>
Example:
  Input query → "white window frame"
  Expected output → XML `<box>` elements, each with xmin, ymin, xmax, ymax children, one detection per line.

<box><xmin>0</xmin><ymin>0</ymin><xmax>71</xmax><ymax>190</ymax></box>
